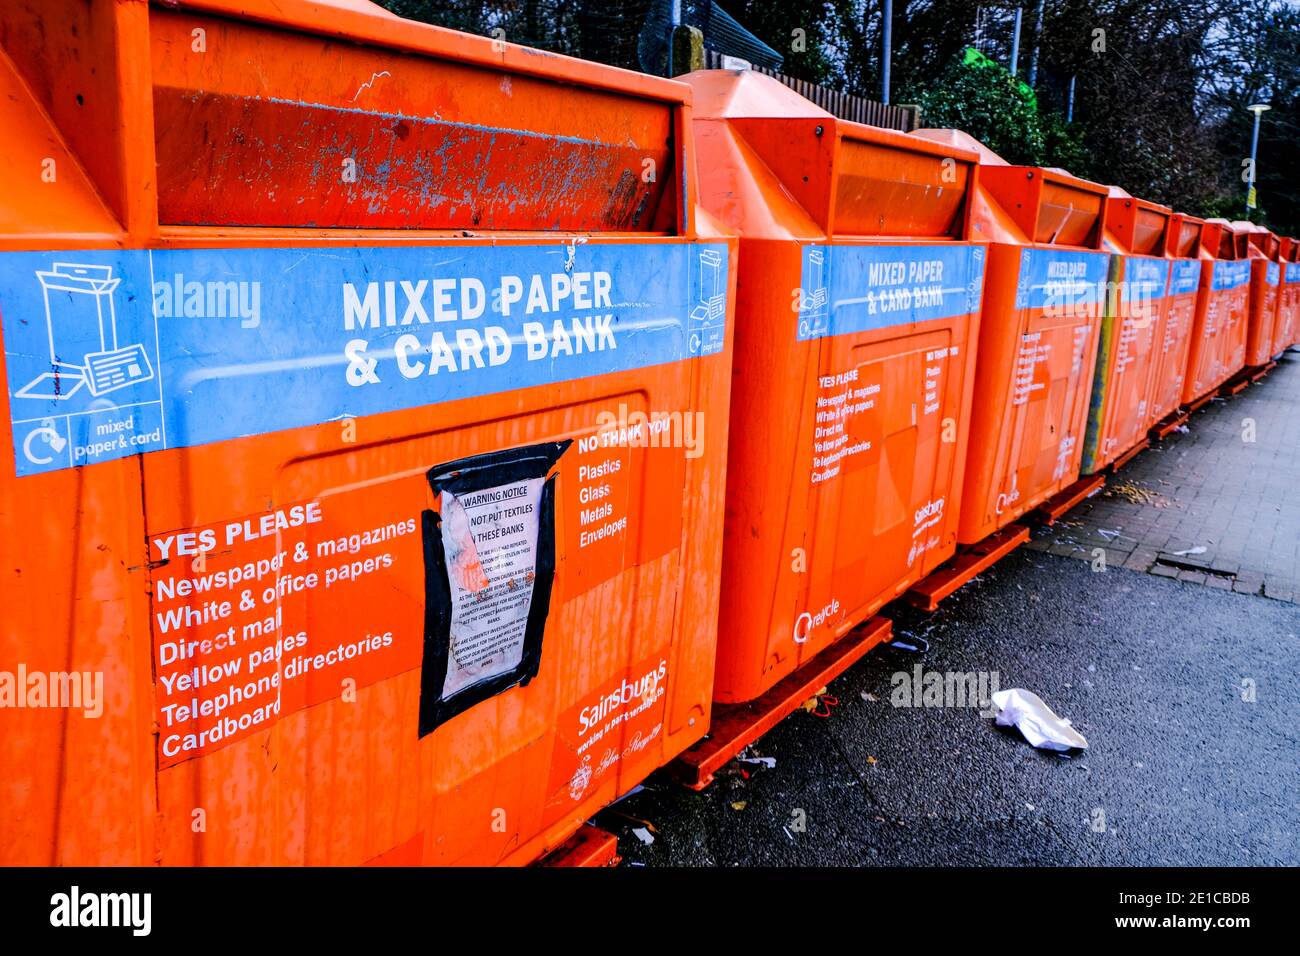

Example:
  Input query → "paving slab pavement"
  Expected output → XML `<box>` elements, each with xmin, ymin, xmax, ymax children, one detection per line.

<box><xmin>1026</xmin><ymin>351</ymin><xmax>1300</xmax><ymax>604</ymax></box>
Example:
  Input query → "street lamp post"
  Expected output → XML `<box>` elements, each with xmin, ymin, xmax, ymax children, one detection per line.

<box><xmin>882</xmin><ymin>0</ymin><xmax>893</xmax><ymax>105</ymax></box>
<box><xmin>1010</xmin><ymin>7</ymin><xmax>1022</xmax><ymax>76</ymax></box>
<box><xmin>1246</xmin><ymin>103</ymin><xmax>1271</xmax><ymax>215</ymax></box>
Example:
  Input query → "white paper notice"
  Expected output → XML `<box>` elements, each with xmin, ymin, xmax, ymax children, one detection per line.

<box><xmin>438</xmin><ymin>476</ymin><xmax>545</xmax><ymax>699</ymax></box>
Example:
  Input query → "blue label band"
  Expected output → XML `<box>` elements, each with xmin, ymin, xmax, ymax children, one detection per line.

<box><xmin>1169</xmin><ymin>259</ymin><xmax>1203</xmax><ymax>296</ymax></box>
<box><xmin>1</xmin><ymin>242</ymin><xmax>728</xmax><ymax>477</ymax></box>
<box><xmin>1212</xmin><ymin>259</ymin><xmax>1252</xmax><ymax>291</ymax></box>
<box><xmin>1121</xmin><ymin>256</ymin><xmax>1172</xmax><ymax>304</ymax></box>
<box><xmin>1013</xmin><ymin>248</ymin><xmax>1112</xmax><ymax>313</ymax></box>
<box><xmin>796</xmin><ymin>243</ymin><xmax>985</xmax><ymax>341</ymax></box>
<box><xmin>1288</xmin><ymin>262</ymin><xmax>1300</xmax><ymax>284</ymax></box>
<box><xmin>1266</xmin><ymin>261</ymin><xmax>1280</xmax><ymax>285</ymax></box>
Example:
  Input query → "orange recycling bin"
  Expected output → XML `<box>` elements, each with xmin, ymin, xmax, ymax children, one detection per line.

<box><xmin>1183</xmin><ymin>220</ymin><xmax>1250</xmax><ymax>404</ymax></box>
<box><xmin>1146</xmin><ymin>214</ymin><xmax>1206</xmax><ymax>430</ymax></box>
<box><xmin>1080</xmin><ymin>189</ymin><xmax>1173</xmax><ymax>474</ymax></box>
<box><xmin>1240</xmin><ymin>222</ymin><xmax>1283</xmax><ymax>369</ymax></box>
<box><xmin>1277</xmin><ymin>237</ymin><xmax>1300</xmax><ymax>354</ymax></box>
<box><xmin>686</xmin><ymin>73</ymin><xmax>985</xmax><ymax>703</ymax></box>
<box><xmin>915</xmin><ymin>132</ymin><xmax>1110</xmax><ymax>544</ymax></box>
<box><xmin>0</xmin><ymin>0</ymin><xmax>737</xmax><ymax>866</ymax></box>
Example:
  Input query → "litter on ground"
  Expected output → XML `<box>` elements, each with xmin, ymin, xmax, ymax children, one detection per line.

<box><xmin>989</xmin><ymin>688</ymin><xmax>1089</xmax><ymax>751</ymax></box>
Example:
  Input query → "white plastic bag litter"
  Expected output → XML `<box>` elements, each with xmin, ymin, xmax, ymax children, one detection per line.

<box><xmin>990</xmin><ymin>689</ymin><xmax>1088</xmax><ymax>751</ymax></box>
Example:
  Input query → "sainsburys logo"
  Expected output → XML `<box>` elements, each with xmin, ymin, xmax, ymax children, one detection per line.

<box><xmin>577</xmin><ymin>659</ymin><xmax>667</xmax><ymax>737</ymax></box>
<box><xmin>914</xmin><ymin>497</ymin><xmax>946</xmax><ymax>528</ymax></box>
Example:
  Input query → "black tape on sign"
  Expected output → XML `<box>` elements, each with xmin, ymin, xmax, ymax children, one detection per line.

<box><xmin>418</xmin><ymin>440</ymin><xmax>571</xmax><ymax>737</ymax></box>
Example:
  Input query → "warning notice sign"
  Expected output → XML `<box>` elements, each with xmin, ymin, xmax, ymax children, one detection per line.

<box><xmin>418</xmin><ymin>441</ymin><xmax>569</xmax><ymax>735</ymax></box>
<box><xmin>438</xmin><ymin>476</ymin><xmax>545</xmax><ymax>698</ymax></box>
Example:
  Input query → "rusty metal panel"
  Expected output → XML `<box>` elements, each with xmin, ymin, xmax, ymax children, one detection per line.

<box><xmin>149</xmin><ymin>9</ymin><xmax>677</xmax><ymax>232</ymax></box>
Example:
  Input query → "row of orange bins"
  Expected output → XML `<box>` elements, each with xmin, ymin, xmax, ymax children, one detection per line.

<box><xmin>2</xmin><ymin>0</ymin><xmax>1297</xmax><ymax>866</ymax></box>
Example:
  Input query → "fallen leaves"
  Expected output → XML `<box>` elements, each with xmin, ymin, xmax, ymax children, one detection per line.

<box><xmin>1106</xmin><ymin>479</ymin><xmax>1166</xmax><ymax>507</ymax></box>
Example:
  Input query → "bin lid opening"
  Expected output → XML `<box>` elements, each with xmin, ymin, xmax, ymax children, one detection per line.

<box><xmin>923</xmin><ymin>130</ymin><xmax>1106</xmax><ymax>248</ymax></box>
<box><xmin>149</xmin><ymin>5</ymin><xmax>686</xmax><ymax>234</ymax></box>
<box><xmin>688</xmin><ymin>71</ymin><xmax>979</xmax><ymax>239</ymax></box>
<box><xmin>1207</xmin><ymin>219</ymin><xmax>1248</xmax><ymax>259</ymax></box>
<box><xmin>1105</xmin><ymin>190</ymin><xmax>1172</xmax><ymax>256</ymax></box>
<box><xmin>1235</xmin><ymin>221</ymin><xmax>1281</xmax><ymax>259</ymax></box>
<box><xmin>1167</xmin><ymin>214</ymin><xmax>1204</xmax><ymax>258</ymax></box>
<box><xmin>830</xmin><ymin>127</ymin><xmax>977</xmax><ymax>239</ymax></box>
<box><xmin>1195</xmin><ymin>219</ymin><xmax>1224</xmax><ymax>258</ymax></box>
<box><xmin>975</xmin><ymin>164</ymin><xmax>1108</xmax><ymax>248</ymax></box>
